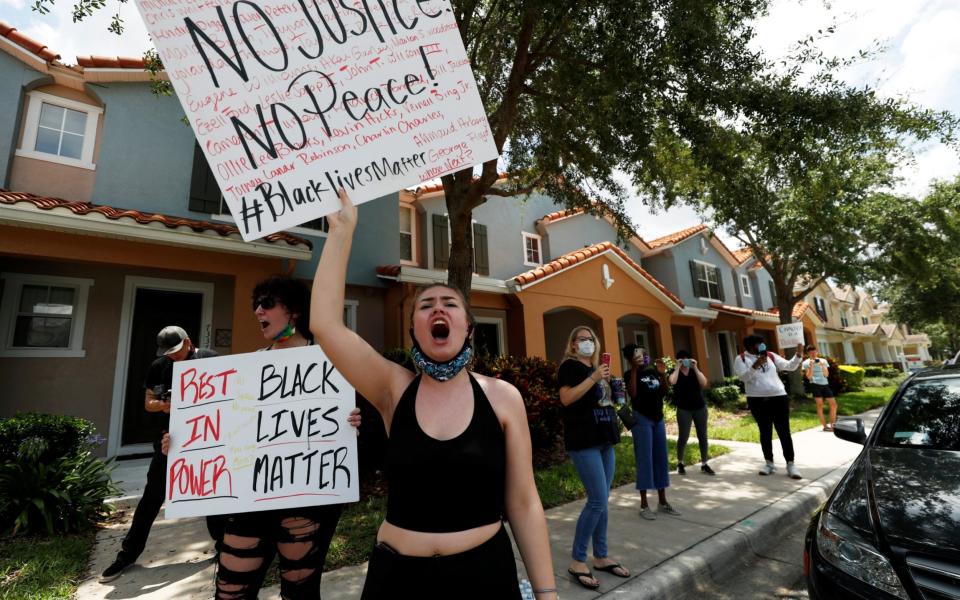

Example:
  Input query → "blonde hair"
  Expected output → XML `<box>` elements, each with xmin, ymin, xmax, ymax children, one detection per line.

<box><xmin>563</xmin><ymin>326</ymin><xmax>600</xmax><ymax>368</ymax></box>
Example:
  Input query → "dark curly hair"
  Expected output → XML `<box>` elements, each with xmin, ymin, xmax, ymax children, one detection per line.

<box><xmin>252</xmin><ymin>275</ymin><xmax>312</xmax><ymax>340</ymax></box>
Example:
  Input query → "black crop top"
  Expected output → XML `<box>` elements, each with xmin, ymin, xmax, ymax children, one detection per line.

<box><xmin>384</xmin><ymin>374</ymin><xmax>506</xmax><ymax>533</ymax></box>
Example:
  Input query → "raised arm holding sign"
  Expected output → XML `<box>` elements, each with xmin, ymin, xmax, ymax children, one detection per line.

<box><xmin>307</xmin><ymin>190</ymin><xmax>558</xmax><ymax>599</ymax></box>
<box><xmin>133</xmin><ymin>0</ymin><xmax>499</xmax><ymax>240</ymax></box>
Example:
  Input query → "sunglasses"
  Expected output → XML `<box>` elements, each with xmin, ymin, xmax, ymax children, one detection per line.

<box><xmin>252</xmin><ymin>296</ymin><xmax>278</xmax><ymax>311</ymax></box>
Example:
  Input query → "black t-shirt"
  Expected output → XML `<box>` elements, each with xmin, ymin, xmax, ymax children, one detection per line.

<box><xmin>627</xmin><ymin>367</ymin><xmax>667</xmax><ymax>422</ymax></box>
<box><xmin>558</xmin><ymin>359</ymin><xmax>620</xmax><ymax>451</ymax></box>
<box><xmin>673</xmin><ymin>368</ymin><xmax>705</xmax><ymax>411</ymax></box>
<box><xmin>143</xmin><ymin>347</ymin><xmax>218</xmax><ymax>433</ymax></box>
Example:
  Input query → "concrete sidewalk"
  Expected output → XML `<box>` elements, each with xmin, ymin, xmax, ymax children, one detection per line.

<box><xmin>77</xmin><ymin>414</ymin><xmax>875</xmax><ymax>600</ymax></box>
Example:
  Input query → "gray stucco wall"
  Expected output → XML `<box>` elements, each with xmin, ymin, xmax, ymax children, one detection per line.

<box><xmin>90</xmin><ymin>83</ymin><xmax>195</xmax><ymax>216</ymax></box>
<box><xmin>0</xmin><ymin>52</ymin><xmax>45</xmax><ymax>187</ymax></box>
<box><xmin>646</xmin><ymin>234</ymin><xmax>738</xmax><ymax>309</ymax></box>
<box><xmin>546</xmin><ymin>214</ymin><xmax>645</xmax><ymax>266</ymax></box>
<box><xmin>291</xmin><ymin>193</ymin><xmax>399</xmax><ymax>288</ymax></box>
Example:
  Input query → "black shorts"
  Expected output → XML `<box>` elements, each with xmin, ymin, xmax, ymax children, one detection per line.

<box><xmin>809</xmin><ymin>384</ymin><xmax>835</xmax><ymax>398</ymax></box>
<box><xmin>361</xmin><ymin>524</ymin><xmax>521</xmax><ymax>600</ymax></box>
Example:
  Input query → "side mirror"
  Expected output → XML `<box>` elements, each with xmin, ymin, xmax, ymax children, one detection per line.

<box><xmin>834</xmin><ymin>418</ymin><xmax>866</xmax><ymax>445</ymax></box>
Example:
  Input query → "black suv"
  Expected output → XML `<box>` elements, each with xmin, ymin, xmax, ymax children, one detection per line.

<box><xmin>805</xmin><ymin>367</ymin><xmax>960</xmax><ymax>600</ymax></box>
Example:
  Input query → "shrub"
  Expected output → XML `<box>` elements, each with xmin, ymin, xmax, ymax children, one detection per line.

<box><xmin>881</xmin><ymin>367</ymin><xmax>902</xmax><ymax>379</ymax></box>
<box><xmin>838</xmin><ymin>365</ymin><xmax>865</xmax><ymax>392</ymax></box>
<box><xmin>0</xmin><ymin>413</ymin><xmax>96</xmax><ymax>463</ymax></box>
<box><xmin>864</xmin><ymin>366</ymin><xmax>883</xmax><ymax>377</ymax></box>
<box><xmin>471</xmin><ymin>354</ymin><xmax>564</xmax><ymax>459</ymax></box>
<box><xmin>0</xmin><ymin>426</ymin><xmax>117</xmax><ymax>535</ymax></box>
<box><xmin>704</xmin><ymin>385</ymin><xmax>742</xmax><ymax>410</ymax></box>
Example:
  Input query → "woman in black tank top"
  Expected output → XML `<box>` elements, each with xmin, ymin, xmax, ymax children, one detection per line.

<box><xmin>310</xmin><ymin>191</ymin><xmax>558</xmax><ymax>600</ymax></box>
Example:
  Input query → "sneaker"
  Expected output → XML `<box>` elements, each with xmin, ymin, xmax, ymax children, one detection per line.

<box><xmin>639</xmin><ymin>506</ymin><xmax>657</xmax><ymax>520</ymax></box>
<box><xmin>787</xmin><ymin>462</ymin><xmax>803</xmax><ymax>480</ymax></box>
<box><xmin>758</xmin><ymin>461</ymin><xmax>776</xmax><ymax>476</ymax></box>
<box><xmin>701</xmin><ymin>463</ymin><xmax>716</xmax><ymax>476</ymax></box>
<box><xmin>658</xmin><ymin>502</ymin><xmax>682</xmax><ymax>516</ymax></box>
<box><xmin>677</xmin><ymin>463</ymin><xmax>686</xmax><ymax>475</ymax></box>
<box><xmin>99</xmin><ymin>557</ymin><xmax>133</xmax><ymax>583</ymax></box>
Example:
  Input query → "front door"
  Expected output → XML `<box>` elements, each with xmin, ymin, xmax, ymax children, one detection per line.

<box><xmin>109</xmin><ymin>277</ymin><xmax>214</xmax><ymax>456</ymax></box>
<box><xmin>121</xmin><ymin>289</ymin><xmax>203</xmax><ymax>447</ymax></box>
<box><xmin>718</xmin><ymin>332</ymin><xmax>733</xmax><ymax>377</ymax></box>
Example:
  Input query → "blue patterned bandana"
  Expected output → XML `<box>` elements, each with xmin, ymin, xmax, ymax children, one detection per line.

<box><xmin>410</xmin><ymin>337</ymin><xmax>473</xmax><ymax>382</ymax></box>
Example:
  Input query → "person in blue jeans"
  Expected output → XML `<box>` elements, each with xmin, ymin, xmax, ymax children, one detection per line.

<box><xmin>624</xmin><ymin>345</ymin><xmax>681</xmax><ymax>521</ymax></box>
<box><xmin>558</xmin><ymin>326</ymin><xmax>630</xmax><ymax>591</ymax></box>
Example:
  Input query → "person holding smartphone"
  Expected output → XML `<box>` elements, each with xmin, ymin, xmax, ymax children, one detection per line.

<box><xmin>802</xmin><ymin>345</ymin><xmax>837</xmax><ymax>431</ymax></box>
<box><xmin>558</xmin><ymin>327</ymin><xmax>629</xmax><ymax>590</ymax></box>
<box><xmin>623</xmin><ymin>345</ymin><xmax>679</xmax><ymax>520</ymax></box>
<box><xmin>669</xmin><ymin>350</ymin><xmax>714</xmax><ymax>476</ymax></box>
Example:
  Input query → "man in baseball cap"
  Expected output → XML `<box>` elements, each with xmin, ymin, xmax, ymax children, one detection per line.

<box><xmin>99</xmin><ymin>325</ymin><xmax>217</xmax><ymax>583</ymax></box>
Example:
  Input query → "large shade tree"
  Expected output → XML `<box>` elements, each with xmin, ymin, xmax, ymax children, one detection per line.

<box><xmin>40</xmin><ymin>0</ymin><xmax>774</xmax><ymax>298</ymax></box>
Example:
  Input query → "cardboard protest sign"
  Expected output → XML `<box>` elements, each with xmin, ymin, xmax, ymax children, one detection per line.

<box><xmin>165</xmin><ymin>345</ymin><xmax>357</xmax><ymax>518</ymax></box>
<box><xmin>776</xmin><ymin>323</ymin><xmax>805</xmax><ymax>348</ymax></box>
<box><xmin>133</xmin><ymin>0</ymin><xmax>499</xmax><ymax>240</ymax></box>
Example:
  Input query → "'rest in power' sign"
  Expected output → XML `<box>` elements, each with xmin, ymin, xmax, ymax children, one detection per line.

<box><xmin>133</xmin><ymin>0</ymin><xmax>499</xmax><ymax>240</ymax></box>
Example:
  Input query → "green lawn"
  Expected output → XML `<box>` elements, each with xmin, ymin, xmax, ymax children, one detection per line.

<box><xmin>705</xmin><ymin>385</ymin><xmax>898</xmax><ymax>443</ymax></box>
<box><xmin>0</xmin><ymin>533</ymin><xmax>94</xmax><ymax>600</ymax></box>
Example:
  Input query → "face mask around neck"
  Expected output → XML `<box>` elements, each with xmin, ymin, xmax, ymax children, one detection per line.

<box><xmin>410</xmin><ymin>334</ymin><xmax>473</xmax><ymax>382</ymax></box>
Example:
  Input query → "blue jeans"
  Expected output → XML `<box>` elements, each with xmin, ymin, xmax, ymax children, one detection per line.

<box><xmin>631</xmin><ymin>413</ymin><xmax>669</xmax><ymax>491</ymax></box>
<box><xmin>567</xmin><ymin>444</ymin><xmax>615</xmax><ymax>562</ymax></box>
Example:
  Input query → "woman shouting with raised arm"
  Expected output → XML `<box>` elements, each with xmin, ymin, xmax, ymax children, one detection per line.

<box><xmin>310</xmin><ymin>190</ymin><xmax>557</xmax><ymax>600</ymax></box>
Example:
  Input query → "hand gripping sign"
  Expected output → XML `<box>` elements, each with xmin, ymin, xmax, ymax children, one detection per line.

<box><xmin>134</xmin><ymin>0</ymin><xmax>499</xmax><ymax>241</ymax></box>
<box><xmin>165</xmin><ymin>345</ymin><xmax>358</xmax><ymax>517</ymax></box>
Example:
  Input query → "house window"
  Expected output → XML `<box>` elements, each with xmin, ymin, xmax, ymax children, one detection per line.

<box><xmin>840</xmin><ymin>310</ymin><xmax>849</xmax><ymax>328</ymax></box>
<box><xmin>862</xmin><ymin>316</ymin><xmax>869</xmax><ymax>325</ymax></box>
<box><xmin>343</xmin><ymin>300</ymin><xmax>358</xmax><ymax>332</ymax></box>
<box><xmin>431</xmin><ymin>214</ymin><xmax>489</xmax><ymax>275</ymax></box>
<box><xmin>0</xmin><ymin>273</ymin><xmax>93</xmax><ymax>357</ymax></box>
<box><xmin>16</xmin><ymin>91</ymin><xmax>102</xmax><ymax>170</ymax></box>
<box><xmin>739</xmin><ymin>274</ymin><xmax>751</xmax><ymax>297</ymax></box>
<box><xmin>474</xmin><ymin>316</ymin><xmax>506</xmax><ymax>357</ymax></box>
<box><xmin>522</xmin><ymin>232</ymin><xmax>542</xmax><ymax>267</ymax></box>
<box><xmin>814</xmin><ymin>296</ymin><xmax>828</xmax><ymax>321</ymax></box>
<box><xmin>690</xmin><ymin>260</ymin><xmax>723</xmax><ymax>301</ymax></box>
<box><xmin>399</xmin><ymin>205</ymin><xmax>415</xmax><ymax>264</ymax></box>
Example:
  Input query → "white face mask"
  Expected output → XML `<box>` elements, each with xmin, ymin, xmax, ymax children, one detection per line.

<box><xmin>577</xmin><ymin>340</ymin><xmax>596</xmax><ymax>357</ymax></box>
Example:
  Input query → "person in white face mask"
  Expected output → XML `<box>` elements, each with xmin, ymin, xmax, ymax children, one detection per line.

<box><xmin>733</xmin><ymin>335</ymin><xmax>805</xmax><ymax>479</ymax></box>
<box><xmin>557</xmin><ymin>326</ymin><xmax>629</xmax><ymax>591</ymax></box>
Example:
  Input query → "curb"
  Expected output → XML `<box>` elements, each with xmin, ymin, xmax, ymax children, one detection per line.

<box><xmin>601</xmin><ymin>461</ymin><xmax>851</xmax><ymax>599</ymax></box>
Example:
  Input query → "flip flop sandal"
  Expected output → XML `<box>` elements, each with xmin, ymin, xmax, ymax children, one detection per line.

<box><xmin>568</xmin><ymin>568</ymin><xmax>600</xmax><ymax>590</ymax></box>
<box><xmin>595</xmin><ymin>563</ymin><xmax>630</xmax><ymax>578</ymax></box>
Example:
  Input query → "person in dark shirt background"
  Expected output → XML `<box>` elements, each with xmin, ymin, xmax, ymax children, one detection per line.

<box><xmin>669</xmin><ymin>350</ymin><xmax>715</xmax><ymax>476</ymax></box>
<box><xmin>99</xmin><ymin>326</ymin><xmax>217</xmax><ymax>583</ymax></box>
<box><xmin>623</xmin><ymin>344</ymin><xmax>680</xmax><ymax>521</ymax></box>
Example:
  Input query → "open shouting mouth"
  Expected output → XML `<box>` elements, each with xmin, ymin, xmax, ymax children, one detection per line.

<box><xmin>431</xmin><ymin>319</ymin><xmax>450</xmax><ymax>341</ymax></box>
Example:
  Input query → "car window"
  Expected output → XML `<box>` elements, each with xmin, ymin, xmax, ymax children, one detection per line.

<box><xmin>876</xmin><ymin>379</ymin><xmax>960</xmax><ymax>450</ymax></box>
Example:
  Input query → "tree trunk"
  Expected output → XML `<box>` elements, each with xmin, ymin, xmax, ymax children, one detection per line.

<box><xmin>444</xmin><ymin>182</ymin><xmax>478</xmax><ymax>302</ymax></box>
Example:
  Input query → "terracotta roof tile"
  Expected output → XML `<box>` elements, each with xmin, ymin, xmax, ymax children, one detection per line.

<box><xmin>376</xmin><ymin>265</ymin><xmax>401</xmax><ymax>277</ymax></box>
<box><xmin>0</xmin><ymin>189</ymin><xmax>311</xmax><ymax>249</ymax></box>
<box><xmin>76</xmin><ymin>55</ymin><xmax>146</xmax><ymax>69</ymax></box>
<box><xmin>709</xmin><ymin>302</ymin><xmax>779</xmax><ymax>319</ymax></box>
<box><xmin>0</xmin><ymin>20</ymin><xmax>60</xmax><ymax>62</ymax></box>
<box><xmin>538</xmin><ymin>208</ymin><xmax>586</xmax><ymax>224</ymax></box>
<box><xmin>513</xmin><ymin>241</ymin><xmax>684</xmax><ymax>308</ymax></box>
<box><xmin>646</xmin><ymin>224</ymin><xmax>708</xmax><ymax>249</ymax></box>
<box><xmin>733</xmin><ymin>248</ymin><xmax>753</xmax><ymax>264</ymax></box>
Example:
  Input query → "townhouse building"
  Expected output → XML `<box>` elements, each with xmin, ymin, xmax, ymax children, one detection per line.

<box><xmin>0</xmin><ymin>23</ymin><xmax>399</xmax><ymax>457</ymax></box>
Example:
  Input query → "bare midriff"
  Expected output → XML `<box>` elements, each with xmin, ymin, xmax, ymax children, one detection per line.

<box><xmin>376</xmin><ymin>519</ymin><xmax>502</xmax><ymax>556</ymax></box>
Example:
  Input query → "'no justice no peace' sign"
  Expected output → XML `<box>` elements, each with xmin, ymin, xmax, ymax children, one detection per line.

<box><xmin>133</xmin><ymin>0</ymin><xmax>499</xmax><ymax>240</ymax></box>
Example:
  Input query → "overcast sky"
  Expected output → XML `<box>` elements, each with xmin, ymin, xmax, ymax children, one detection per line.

<box><xmin>2</xmin><ymin>0</ymin><xmax>957</xmax><ymax>245</ymax></box>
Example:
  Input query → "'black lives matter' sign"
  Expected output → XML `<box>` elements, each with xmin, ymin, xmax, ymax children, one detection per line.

<box><xmin>133</xmin><ymin>0</ymin><xmax>498</xmax><ymax>240</ymax></box>
<box><xmin>166</xmin><ymin>346</ymin><xmax>358</xmax><ymax>517</ymax></box>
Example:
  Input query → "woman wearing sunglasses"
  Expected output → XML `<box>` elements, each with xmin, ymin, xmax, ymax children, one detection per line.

<box><xmin>213</xmin><ymin>275</ymin><xmax>360</xmax><ymax>600</ymax></box>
